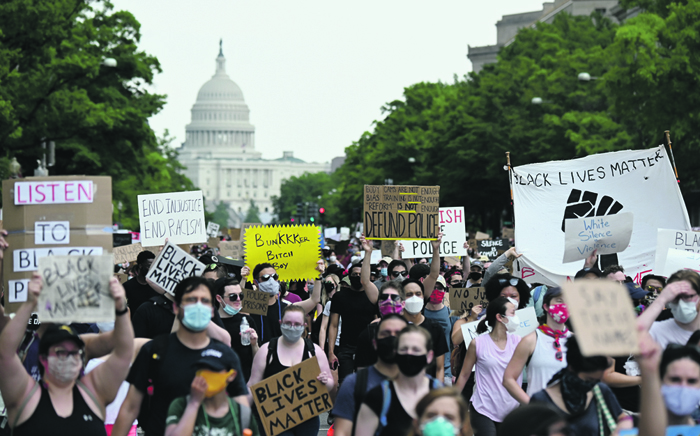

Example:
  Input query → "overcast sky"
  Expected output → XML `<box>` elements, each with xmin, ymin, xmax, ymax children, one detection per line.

<box><xmin>111</xmin><ymin>0</ymin><xmax>547</xmax><ymax>164</ymax></box>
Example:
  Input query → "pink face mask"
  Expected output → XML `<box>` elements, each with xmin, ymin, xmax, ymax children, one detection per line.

<box><xmin>429</xmin><ymin>289</ymin><xmax>445</xmax><ymax>305</ymax></box>
<box><xmin>548</xmin><ymin>303</ymin><xmax>569</xmax><ymax>324</ymax></box>
<box><xmin>379</xmin><ymin>299</ymin><xmax>403</xmax><ymax>317</ymax></box>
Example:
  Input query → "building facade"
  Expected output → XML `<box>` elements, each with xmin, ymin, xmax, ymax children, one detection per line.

<box><xmin>177</xmin><ymin>43</ymin><xmax>330</xmax><ymax>226</ymax></box>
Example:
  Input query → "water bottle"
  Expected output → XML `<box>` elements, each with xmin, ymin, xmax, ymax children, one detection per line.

<box><xmin>240</xmin><ymin>317</ymin><xmax>251</xmax><ymax>346</ymax></box>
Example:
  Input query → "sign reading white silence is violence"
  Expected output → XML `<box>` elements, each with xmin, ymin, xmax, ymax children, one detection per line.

<box><xmin>512</xmin><ymin>145</ymin><xmax>690</xmax><ymax>285</ymax></box>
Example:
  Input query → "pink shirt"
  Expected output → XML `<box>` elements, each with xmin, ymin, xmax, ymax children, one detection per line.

<box><xmin>471</xmin><ymin>333</ymin><xmax>522</xmax><ymax>422</ymax></box>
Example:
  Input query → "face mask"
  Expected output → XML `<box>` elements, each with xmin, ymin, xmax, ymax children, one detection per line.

<box><xmin>350</xmin><ymin>276</ymin><xmax>363</xmax><ymax>290</ymax></box>
<box><xmin>307</xmin><ymin>283</ymin><xmax>314</xmax><ymax>294</ymax></box>
<box><xmin>468</xmin><ymin>272</ymin><xmax>482</xmax><ymax>282</ymax></box>
<box><xmin>196</xmin><ymin>369</ymin><xmax>235</xmax><ymax>398</ymax></box>
<box><xmin>223</xmin><ymin>303</ymin><xmax>241</xmax><ymax>316</ymax></box>
<box><xmin>47</xmin><ymin>355</ymin><xmax>82</xmax><ymax>384</ymax></box>
<box><xmin>380</xmin><ymin>267</ymin><xmax>388</xmax><ymax>278</ymax></box>
<box><xmin>258</xmin><ymin>278</ymin><xmax>280</xmax><ymax>295</ymax></box>
<box><xmin>375</xmin><ymin>336</ymin><xmax>397</xmax><ymax>363</ymax></box>
<box><xmin>395</xmin><ymin>353</ymin><xmax>428</xmax><ymax>377</ymax></box>
<box><xmin>421</xmin><ymin>417</ymin><xmax>460</xmax><ymax>436</ymax></box>
<box><xmin>668</xmin><ymin>299</ymin><xmax>698</xmax><ymax>324</ymax></box>
<box><xmin>329</xmin><ymin>256</ymin><xmax>337</xmax><ymax>262</ymax></box>
<box><xmin>405</xmin><ymin>296</ymin><xmax>424</xmax><ymax>314</ymax></box>
<box><xmin>324</xmin><ymin>282</ymin><xmax>336</xmax><ymax>293</ymax></box>
<box><xmin>548</xmin><ymin>303</ymin><xmax>569</xmax><ymax>324</ymax></box>
<box><xmin>379</xmin><ymin>299</ymin><xmax>403</xmax><ymax>317</ymax></box>
<box><xmin>559</xmin><ymin>369</ymin><xmax>598</xmax><ymax>415</ymax></box>
<box><xmin>661</xmin><ymin>384</ymin><xmax>700</xmax><ymax>416</ymax></box>
<box><xmin>182</xmin><ymin>302</ymin><xmax>212</xmax><ymax>332</ymax></box>
<box><xmin>503</xmin><ymin>315</ymin><xmax>520</xmax><ymax>333</ymax></box>
<box><xmin>429</xmin><ymin>289</ymin><xmax>445</xmax><ymax>305</ymax></box>
<box><xmin>280</xmin><ymin>324</ymin><xmax>305</xmax><ymax>342</ymax></box>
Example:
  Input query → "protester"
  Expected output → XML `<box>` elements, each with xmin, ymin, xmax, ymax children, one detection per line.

<box><xmin>530</xmin><ymin>336</ymin><xmax>632</xmax><ymax>436</ymax></box>
<box><xmin>410</xmin><ymin>387</ymin><xmax>469</xmax><ymax>436</ymax></box>
<box><xmin>503</xmin><ymin>287</ymin><xmax>572</xmax><ymax>404</ymax></box>
<box><xmin>331</xmin><ymin>314</ymin><xmax>408</xmax><ymax>436</ymax></box>
<box><xmin>214</xmin><ymin>277</ymin><xmax>258</xmax><ymax>382</ymax></box>
<box><xmin>482</xmin><ymin>247</ymin><xmax>522</xmax><ymax>286</ymax></box>
<box><xmin>355</xmin><ymin>325</ymin><xmax>442</xmax><ymax>436</ymax></box>
<box><xmin>642</xmin><ymin>274</ymin><xmax>666</xmax><ymax>295</ymax></box>
<box><xmin>165</xmin><ymin>352</ymin><xmax>259</xmax><ymax>436</ymax></box>
<box><xmin>483</xmin><ymin>273</ymin><xmax>531</xmax><ymax>309</ymax></box>
<box><xmin>247</xmin><ymin>305</ymin><xmax>334</xmax><ymax>436</ymax></box>
<box><xmin>0</xmin><ymin>273</ymin><xmax>134</xmax><ymax>435</ymax></box>
<box><xmin>202</xmin><ymin>263</ymin><xmax>227</xmax><ymax>283</ymax></box>
<box><xmin>424</xmin><ymin>276</ymin><xmax>452</xmax><ymax>383</ymax></box>
<box><xmin>318</xmin><ymin>273</ymin><xmax>341</xmax><ymax>352</ymax></box>
<box><xmin>455</xmin><ymin>297</ymin><xmax>521</xmax><ymax>435</ymax></box>
<box><xmin>123</xmin><ymin>251</ymin><xmax>159</xmax><ymax>317</ymax></box>
<box><xmin>602</xmin><ymin>265</ymin><xmax>626</xmax><ymax>283</ymax></box>
<box><xmin>497</xmin><ymin>403</ymin><xmax>569</xmax><ymax>436</ymax></box>
<box><xmin>113</xmin><ymin>277</ymin><xmax>248</xmax><ymax>436</ymax></box>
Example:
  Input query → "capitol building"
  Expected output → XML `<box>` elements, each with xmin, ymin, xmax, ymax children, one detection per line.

<box><xmin>177</xmin><ymin>42</ymin><xmax>330</xmax><ymax>226</ymax></box>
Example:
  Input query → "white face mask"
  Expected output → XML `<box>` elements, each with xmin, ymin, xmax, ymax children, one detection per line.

<box><xmin>503</xmin><ymin>315</ymin><xmax>520</xmax><ymax>333</ymax></box>
<box><xmin>47</xmin><ymin>355</ymin><xmax>82</xmax><ymax>384</ymax></box>
<box><xmin>405</xmin><ymin>296</ymin><xmax>424</xmax><ymax>314</ymax></box>
<box><xmin>329</xmin><ymin>256</ymin><xmax>337</xmax><ymax>262</ymax></box>
<box><xmin>668</xmin><ymin>299</ymin><xmax>698</xmax><ymax>324</ymax></box>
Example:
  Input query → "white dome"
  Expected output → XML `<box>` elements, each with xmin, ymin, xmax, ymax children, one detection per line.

<box><xmin>196</xmin><ymin>70</ymin><xmax>245</xmax><ymax>102</ymax></box>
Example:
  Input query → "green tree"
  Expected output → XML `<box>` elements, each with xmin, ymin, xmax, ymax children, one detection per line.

<box><xmin>271</xmin><ymin>171</ymin><xmax>339</xmax><ymax>225</ymax></box>
<box><xmin>211</xmin><ymin>201</ymin><xmax>231</xmax><ymax>227</ymax></box>
<box><xmin>244</xmin><ymin>200</ymin><xmax>262</xmax><ymax>223</ymax></box>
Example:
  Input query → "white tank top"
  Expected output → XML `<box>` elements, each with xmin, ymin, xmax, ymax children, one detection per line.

<box><xmin>526</xmin><ymin>329</ymin><xmax>571</xmax><ymax>397</ymax></box>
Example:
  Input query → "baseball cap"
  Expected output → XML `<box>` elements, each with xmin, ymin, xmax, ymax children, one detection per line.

<box><xmin>39</xmin><ymin>324</ymin><xmax>85</xmax><ymax>355</ymax></box>
<box><xmin>194</xmin><ymin>349</ymin><xmax>237</xmax><ymax>372</ymax></box>
<box><xmin>478</xmin><ymin>255</ymin><xmax>490</xmax><ymax>262</ymax></box>
<box><xmin>471</xmin><ymin>261</ymin><xmax>484</xmax><ymax>271</ymax></box>
<box><xmin>381</xmin><ymin>256</ymin><xmax>393</xmax><ymax>265</ymax></box>
<box><xmin>626</xmin><ymin>282</ymin><xmax>650</xmax><ymax>300</ymax></box>
<box><xmin>436</xmin><ymin>276</ymin><xmax>447</xmax><ymax>288</ymax></box>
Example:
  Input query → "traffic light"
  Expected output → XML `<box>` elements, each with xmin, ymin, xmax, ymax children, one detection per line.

<box><xmin>318</xmin><ymin>207</ymin><xmax>326</xmax><ymax>223</ymax></box>
<box><xmin>290</xmin><ymin>217</ymin><xmax>295</xmax><ymax>222</ymax></box>
<box><xmin>307</xmin><ymin>203</ymin><xmax>317</xmax><ymax>223</ymax></box>
<box><xmin>295</xmin><ymin>203</ymin><xmax>303</xmax><ymax>216</ymax></box>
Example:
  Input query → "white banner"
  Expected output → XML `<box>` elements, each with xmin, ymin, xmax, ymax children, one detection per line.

<box><xmin>512</xmin><ymin>146</ymin><xmax>690</xmax><ymax>285</ymax></box>
<box><xmin>655</xmin><ymin>229</ymin><xmax>700</xmax><ymax>276</ymax></box>
<box><xmin>401</xmin><ymin>207</ymin><xmax>467</xmax><ymax>259</ymax></box>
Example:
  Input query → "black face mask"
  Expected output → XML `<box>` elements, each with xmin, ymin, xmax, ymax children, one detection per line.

<box><xmin>468</xmin><ymin>272</ymin><xmax>482</xmax><ymax>281</ymax></box>
<box><xmin>556</xmin><ymin>369</ymin><xmax>598</xmax><ymax>415</ymax></box>
<box><xmin>324</xmin><ymin>282</ymin><xmax>336</xmax><ymax>293</ymax></box>
<box><xmin>350</xmin><ymin>276</ymin><xmax>363</xmax><ymax>290</ymax></box>
<box><xmin>375</xmin><ymin>336</ymin><xmax>397</xmax><ymax>363</ymax></box>
<box><xmin>394</xmin><ymin>353</ymin><xmax>427</xmax><ymax>377</ymax></box>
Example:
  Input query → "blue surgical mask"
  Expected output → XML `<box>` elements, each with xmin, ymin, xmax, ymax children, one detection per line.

<box><xmin>662</xmin><ymin>385</ymin><xmax>700</xmax><ymax>416</ymax></box>
<box><xmin>182</xmin><ymin>302</ymin><xmax>211</xmax><ymax>332</ymax></box>
<box><xmin>380</xmin><ymin>267</ymin><xmax>388</xmax><ymax>278</ymax></box>
<box><xmin>223</xmin><ymin>303</ymin><xmax>241</xmax><ymax>316</ymax></box>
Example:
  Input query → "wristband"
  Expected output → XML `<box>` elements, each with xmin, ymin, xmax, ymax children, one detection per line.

<box><xmin>115</xmin><ymin>306</ymin><xmax>129</xmax><ymax>316</ymax></box>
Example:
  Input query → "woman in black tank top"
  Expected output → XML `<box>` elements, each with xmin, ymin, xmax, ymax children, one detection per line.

<box><xmin>247</xmin><ymin>305</ymin><xmax>336</xmax><ymax>436</ymax></box>
<box><xmin>0</xmin><ymin>275</ymin><xmax>134</xmax><ymax>436</ymax></box>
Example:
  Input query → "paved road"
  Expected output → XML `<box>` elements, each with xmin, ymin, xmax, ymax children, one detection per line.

<box><xmin>318</xmin><ymin>411</ymin><xmax>331</xmax><ymax>436</ymax></box>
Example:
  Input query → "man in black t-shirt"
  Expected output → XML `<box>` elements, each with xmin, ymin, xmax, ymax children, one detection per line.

<box><xmin>123</xmin><ymin>251</ymin><xmax>159</xmax><ymax>318</ymax></box>
<box><xmin>328</xmin><ymin>237</ymin><xmax>380</xmax><ymax>384</ymax></box>
<box><xmin>113</xmin><ymin>277</ymin><xmax>248</xmax><ymax>436</ymax></box>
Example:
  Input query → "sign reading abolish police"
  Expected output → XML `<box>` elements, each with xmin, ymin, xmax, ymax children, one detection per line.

<box><xmin>512</xmin><ymin>146</ymin><xmax>690</xmax><ymax>285</ymax></box>
<box><xmin>251</xmin><ymin>357</ymin><xmax>332</xmax><ymax>436</ymax></box>
<box><xmin>401</xmin><ymin>207</ymin><xmax>467</xmax><ymax>258</ymax></box>
<box><xmin>137</xmin><ymin>190</ymin><xmax>207</xmax><ymax>247</ymax></box>
<box><xmin>364</xmin><ymin>185</ymin><xmax>440</xmax><ymax>240</ymax></box>
<box><xmin>146</xmin><ymin>241</ymin><xmax>205</xmax><ymax>295</ymax></box>
<box><xmin>244</xmin><ymin>224</ymin><xmax>321</xmax><ymax>282</ymax></box>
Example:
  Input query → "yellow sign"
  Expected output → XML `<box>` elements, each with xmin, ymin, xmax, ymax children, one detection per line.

<box><xmin>244</xmin><ymin>224</ymin><xmax>321</xmax><ymax>281</ymax></box>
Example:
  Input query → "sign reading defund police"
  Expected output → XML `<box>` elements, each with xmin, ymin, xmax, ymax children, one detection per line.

<box><xmin>364</xmin><ymin>185</ymin><xmax>440</xmax><ymax>240</ymax></box>
<box><xmin>252</xmin><ymin>357</ymin><xmax>332</xmax><ymax>436</ymax></box>
<box><xmin>145</xmin><ymin>241</ymin><xmax>205</xmax><ymax>295</ymax></box>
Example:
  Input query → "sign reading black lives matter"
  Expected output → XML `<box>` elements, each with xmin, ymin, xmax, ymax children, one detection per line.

<box><xmin>364</xmin><ymin>185</ymin><xmax>440</xmax><ymax>240</ymax></box>
<box><xmin>137</xmin><ymin>190</ymin><xmax>207</xmax><ymax>247</ymax></box>
<box><xmin>252</xmin><ymin>357</ymin><xmax>332</xmax><ymax>436</ymax></box>
<box><xmin>37</xmin><ymin>255</ymin><xmax>114</xmax><ymax>323</ymax></box>
<box><xmin>146</xmin><ymin>241</ymin><xmax>205</xmax><ymax>295</ymax></box>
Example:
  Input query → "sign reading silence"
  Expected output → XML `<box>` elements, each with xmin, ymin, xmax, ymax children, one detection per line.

<box><xmin>363</xmin><ymin>185</ymin><xmax>440</xmax><ymax>240</ymax></box>
<box><xmin>137</xmin><ymin>190</ymin><xmax>207</xmax><ymax>247</ymax></box>
<box><xmin>563</xmin><ymin>213</ymin><xmax>634</xmax><ymax>263</ymax></box>
<box><xmin>244</xmin><ymin>225</ymin><xmax>321</xmax><ymax>282</ymax></box>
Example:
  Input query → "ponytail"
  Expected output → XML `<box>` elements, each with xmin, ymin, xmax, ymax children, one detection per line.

<box><xmin>476</xmin><ymin>297</ymin><xmax>510</xmax><ymax>334</ymax></box>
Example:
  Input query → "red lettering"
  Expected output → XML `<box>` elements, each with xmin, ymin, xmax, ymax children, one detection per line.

<box><xmin>64</xmin><ymin>182</ymin><xmax>75</xmax><ymax>202</ymax></box>
<box><xmin>28</xmin><ymin>184</ymin><xmax>32</xmax><ymax>203</ymax></box>
<box><xmin>454</xmin><ymin>209</ymin><xmax>463</xmax><ymax>223</ymax></box>
<box><xmin>77</xmin><ymin>182</ymin><xmax>92</xmax><ymax>201</ymax></box>
<box><xmin>16</xmin><ymin>184</ymin><xmax>27</xmax><ymax>204</ymax></box>
<box><xmin>48</xmin><ymin>183</ymin><xmax>59</xmax><ymax>202</ymax></box>
<box><xmin>35</xmin><ymin>184</ymin><xmax>46</xmax><ymax>202</ymax></box>
<box><xmin>439</xmin><ymin>209</ymin><xmax>445</xmax><ymax>224</ymax></box>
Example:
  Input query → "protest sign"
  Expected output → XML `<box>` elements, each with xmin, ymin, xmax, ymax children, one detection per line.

<box><xmin>244</xmin><ymin>225</ymin><xmax>321</xmax><ymax>281</ymax></box>
<box><xmin>116</xmin><ymin>273</ymin><xmax>129</xmax><ymax>284</ymax></box>
<box><xmin>563</xmin><ymin>212</ymin><xmax>634</xmax><ymax>263</ymax></box>
<box><xmin>401</xmin><ymin>207</ymin><xmax>467</xmax><ymax>259</ymax></box>
<box><xmin>563</xmin><ymin>280</ymin><xmax>639</xmax><ymax>356</ymax></box>
<box><xmin>240</xmin><ymin>223</ymin><xmax>256</xmax><ymax>241</ymax></box>
<box><xmin>380</xmin><ymin>241</ymin><xmax>396</xmax><ymax>256</ymax></box>
<box><xmin>207</xmin><ymin>222</ymin><xmax>220</xmax><ymax>238</ymax></box>
<box><xmin>219</xmin><ymin>241</ymin><xmax>243</xmax><ymax>259</ymax></box>
<box><xmin>251</xmin><ymin>356</ymin><xmax>332</xmax><ymax>436</ymax></box>
<box><xmin>363</xmin><ymin>185</ymin><xmax>440</xmax><ymax>240</ymax></box>
<box><xmin>475</xmin><ymin>231</ymin><xmax>490</xmax><ymax>240</ymax></box>
<box><xmin>243</xmin><ymin>289</ymin><xmax>271</xmax><ymax>316</ymax></box>
<box><xmin>360</xmin><ymin>250</ymin><xmax>382</xmax><ymax>264</ymax></box>
<box><xmin>340</xmin><ymin>227</ymin><xmax>350</xmax><ymax>241</ymax></box>
<box><xmin>146</xmin><ymin>241</ymin><xmax>205</xmax><ymax>295</ymax></box>
<box><xmin>34</xmin><ymin>221</ymin><xmax>70</xmax><ymax>245</ymax></box>
<box><xmin>478</xmin><ymin>239</ymin><xmax>506</xmax><ymax>261</ymax></box>
<box><xmin>324</xmin><ymin>228</ymin><xmax>338</xmax><ymax>239</ymax></box>
<box><xmin>449</xmin><ymin>287</ymin><xmax>487</xmax><ymax>313</ymax></box>
<box><xmin>113</xmin><ymin>243</ymin><xmax>142</xmax><ymax>265</ymax></box>
<box><xmin>512</xmin><ymin>145</ymin><xmax>691</xmax><ymax>285</ymax></box>
<box><xmin>207</xmin><ymin>237</ymin><xmax>219</xmax><ymax>248</ymax></box>
<box><xmin>502</xmin><ymin>227</ymin><xmax>515</xmax><ymax>240</ymax></box>
<box><xmin>663</xmin><ymin>248</ymin><xmax>700</xmax><ymax>277</ymax></box>
<box><xmin>468</xmin><ymin>239</ymin><xmax>477</xmax><ymax>251</ymax></box>
<box><xmin>37</xmin><ymin>255</ymin><xmax>114</xmax><ymax>323</ymax></box>
<box><xmin>514</xmin><ymin>306</ymin><xmax>538</xmax><ymax>337</ymax></box>
<box><xmin>137</xmin><ymin>190</ymin><xmax>206</xmax><ymax>246</ymax></box>
<box><xmin>655</xmin><ymin>229</ymin><xmax>700</xmax><ymax>275</ymax></box>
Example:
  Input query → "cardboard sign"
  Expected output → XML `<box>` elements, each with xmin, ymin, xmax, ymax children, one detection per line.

<box><xmin>663</xmin><ymin>248</ymin><xmax>700</xmax><ymax>277</ymax></box>
<box><xmin>113</xmin><ymin>243</ymin><xmax>143</xmax><ymax>265</ymax></box>
<box><xmin>251</xmin><ymin>357</ymin><xmax>332</xmax><ymax>436</ymax></box>
<box><xmin>244</xmin><ymin>225</ymin><xmax>321</xmax><ymax>281</ymax></box>
<box><xmin>207</xmin><ymin>222</ymin><xmax>220</xmax><ymax>238</ymax></box>
<box><xmin>502</xmin><ymin>227</ymin><xmax>515</xmax><ymax>240</ymax></box>
<box><xmin>14</xmin><ymin>180</ymin><xmax>94</xmax><ymax>205</ymax></box>
<box><xmin>468</xmin><ymin>239</ymin><xmax>477</xmax><ymax>251</ymax></box>
<box><xmin>13</xmin><ymin>246</ymin><xmax>105</xmax><ymax>272</ymax></box>
<box><xmin>240</xmin><ymin>223</ymin><xmax>256</xmax><ymax>241</ymax></box>
<box><xmin>146</xmin><ymin>241</ymin><xmax>206</xmax><ymax>295</ymax></box>
<box><xmin>449</xmin><ymin>287</ymin><xmax>487</xmax><ymax>313</ymax></box>
<box><xmin>475</xmin><ymin>231</ymin><xmax>490</xmax><ymax>240</ymax></box>
<box><xmin>243</xmin><ymin>289</ymin><xmax>271</xmax><ymax>316</ymax></box>
<box><xmin>137</xmin><ymin>190</ymin><xmax>206</xmax><ymax>246</ymax></box>
<box><xmin>36</xmin><ymin>255</ymin><xmax>114</xmax><ymax>322</ymax></box>
<box><xmin>207</xmin><ymin>237</ymin><xmax>220</xmax><ymax>248</ymax></box>
<box><xmin>380</xmin><ymin>240</ymin><xmax>396</xmax><ymax>256</ymax></box>
<box><xmin>563</xmin><ymin>213</ymin><xmax>634</xmax><ymax>263</ymax></box>
<box><xmin>363</xmin><ymin>185</ymin><xmax>440</xmax><ymax>240</ymax></box>
<box><xmin>401</xmin><ymin>207</ymin><xmax>467</xmax><ymax>259</ymax></box>
<box><xmin>478</xmin><ymin>239</ymin><xmax>505</xmax><ymax>261</ymax></box>
<box><xmin>655</xmin><ymin>229</ymin><xmax>700</xmax><ymax>275</ymax></box>
<box><xmin>563</xmin><ymin>280</ymin><xmax>640</xmax><ymax>356</ymax></box>
<box><xmin>219</xmin><ymin>241</ymin><xmax>243</xmax><ymax>259</ymax></box>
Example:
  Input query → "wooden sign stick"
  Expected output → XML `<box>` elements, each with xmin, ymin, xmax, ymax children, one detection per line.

<box><xmin>665</xmin><ymin>130</ymin><xmax>680</xmax><ymax>183</ymax></box>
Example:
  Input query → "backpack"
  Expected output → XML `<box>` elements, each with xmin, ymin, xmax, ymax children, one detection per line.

<box><xmin>349</xmin><ymin>368</ymin><xmax>371</xmax><ymax>436</ymax></box>
<box><xmin>374</xmin><ymin>377</ymin><xmax>442</xmax><ymax>436</ymax></box>
<box><xmin>450</xmin><ymin>341</ymin><xmax>467</xmax><ymax>379</ymax></box>
<box><xmin>265</xmin><ymin>337</ymin><xmax>316</xmax><ymax>367</ymax></box>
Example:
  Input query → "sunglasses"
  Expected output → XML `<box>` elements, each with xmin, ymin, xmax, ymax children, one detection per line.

<box><xmin>259</xmin><ymin>273</ymin><xmax>279</xmax><ymax>282</ymax></box>
<box><xmin>498</xmin><ymin>277</ymin><xmax>520</xmax><ymax>287</ymax></box>
<box><xmin>226</xmin><ymin>293</ymin><xmax>244</xmax><ymax>301</ymax></box>
<box><xmin>206</xmin><ymin>263</ymin><xmax>218</xmax><ymax>270</ymax></box>
<box><xmin>391</xmin><ymin>271</ymin><xmax>407</xmax><ymax>278</ymax></box>
<box><xmin>646</xmin><ymin>285</ymin><xmax>663</xmax><ymax>293</ymax></box>
<box><xmin>379</xmin><ymin>294</ymin><xmax>402</xmax><ymax>302</ymax></box>
<box><xmin>51</xmin><ymin>349</ymin><xmax>84</xmax><ymax>361</ymax></box>
<box><xmin>553</xmin><ymin>338</ymin><xmax>563</xmax><ymax>362</ymax></box>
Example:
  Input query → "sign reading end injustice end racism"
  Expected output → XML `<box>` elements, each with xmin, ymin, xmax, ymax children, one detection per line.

<box><xmin>363</xmin><ymin>185</ymin><xmax>440</xmax><ymax>240</ymax></box>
